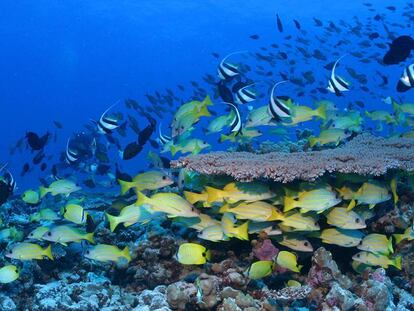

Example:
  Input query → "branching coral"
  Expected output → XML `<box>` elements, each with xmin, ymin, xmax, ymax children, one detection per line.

<box><xmin>171</xmin><ymin>134</ymin><xmax>414</xmax><ymax>183</ymax></box>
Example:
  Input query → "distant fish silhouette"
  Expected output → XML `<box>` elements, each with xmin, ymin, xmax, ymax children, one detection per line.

<box><xmin>383</xmin><ymin>35</ymin><xmax>414</xmax><ymax>65</ymax></box>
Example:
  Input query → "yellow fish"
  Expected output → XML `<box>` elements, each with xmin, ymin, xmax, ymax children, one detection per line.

<box><xmin>352</xmin><ymin>251</ymin><xmax>402</xmax><ymax>270</ymax></box>
<box><xmin>176</xmin><ymin>243</ymin><xmax>211</xmax><ymax>265</ymax></box>
<box><xmin>118</xmin><ymin>171</ymin><xmax>174</xmax><ymax>195</ymax></box>
<box><xmin>61</xmin><ymin>203</ymin><xmax>88</xmax><ymax>225</ymax></box>
<box><xmin>393</xmin><ymin>227</ymin><xmax>414</xmax><ymax>244</ymax></box>
<box><xmin>136</xmin><ymin>191</ymin><xmax>200</xmax><ymax>218</ymax></box>
<box><xmin>276</xmin><ymin>251</ymin><xmax>302</xmax><ymax>273</ymax></box>
<box><xmin>318</xmin><ymin>228</ymin><xmax>364</xmax><ymax>247</ymax></box>
<box><xmin>278</xmin><ymin>236</ymin><xmax>313</xmax><ymax>252</ymax></box>
<box><xmin>197</xmin><ymin>225</ymin><xmax>228</xmax><ymax>242</ymax></box>
<box><xmin>357</xmin><ymin>234</ymin><xmax>393</xmax><ymax>256</ymax></box>
<box><xmin>0</xmin><ymin>265</ymin><xmax>19</xmax><ymax>284</ymax></box>
<box><xmin>28</xmin><ymin>226</ymin><xmax>49</xmax><ymax>241</ymax></box>
<box><xmin>284</xmin><ymin>187</ymin><xmax>341</xmax><ymax>213</ymax></box>
<box><xmin>42</xmin><ymin>225</ymin><xmax>94</xmax><ymax>246</ymax></box>
<box><xmin>221</xmin><ymin>213</ymin><xmax>249</xmax><ymax>240</ymax></box>
<box><xmin>347</xmin><ymin>181</ymin><xmax>391</xmax><ymax>210</ymax></box>
<box><xmin>29</xmin><ymin>208</ymin><xmax>60</xmax><ymax>222</ymax></box>
<box><xmin>106</xmin><ymin>203</ymin><xmax>154</xmax><ymax>232</ymax></box>
<box><xmin>205</xmin><ymin>182</ymin><xmax>275</xmax><ymax>204</ymax></box>
<box><xmin>39</xmin><ymin>179</ymin><xmax>81</xmax><ymax>198</ymax></box>
<box><xmin>85</xmin><ymin>244</ymin><xmax>131</xmax><ymax>263</ymax></box>
<box><xmin>279</xmin><ymin>212</ymin><xmax>320</xmax><ymax>231</ymax></box>
<box><xmin>308</xmin><ymin>129</ymin><xmax>351</xmax><ymax>147</ymax></box>
<box><xmin>219</xmin><ymin>201</ymin><xmax>282</xmax><ymax>222</ymax></box>
<box><xmin>246</xmin><ymin>261</ymin><xmax>274</xmax><ymax>279</ymax></box>
<box><xmin>325</xmin><ymin>207</ymin><xmax>366</xmax><ymax>229</ymax></box>
<box><xmin>22</xmin><ymin>190</ymin><xmax>40</xmax><ymax>205</ymax></box>
<box><xmin>6</xmin><ymin>242</ymin><xmax>53</xmax><ymax>260</ymax></box>
<box><xmin>169</xmin><ymin>139</ymin><xmax>210</xmax><ymax>156</ymax></box>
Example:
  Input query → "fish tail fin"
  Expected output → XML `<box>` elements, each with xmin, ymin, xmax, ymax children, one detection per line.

<box><xmin>236</xmin><ymin>221</ymin><xmax>249</xmax><ymax>240</ymax></box>
<box><xmin>393</xmin><ymin>233</ymin><xmax>404</xmax><ymax>245</ymax></box>
<box><xmin>392</xmin><ymin>255</ymin><xmax>402</xmax><ymax>270</ymax></box>
<box><xmin>202</xmin><ymin>95</ymin><xmax>213</xmax><ymax>106</ymax></box>
<box><xmin>308</xmin><ymin>137</ymin><xmax>318</xmax><ymax>148</ymax></box>
<box><xmin>170</xmin><ymin>145</ymin><xmax>178</xmax><ymax>156</ymax></box>
<box><xmin>268</xmin><ymin>207</ymin><xmax>284</xmax><ymax>221</ymax></box>
<box><xmin>385</xmin><ymin>115</ymin><xmax>396</xmax><ymax>125</ymax></box>
<box><xmin>297</xmin><ymin>265</ymin><xmax>303</xmax><ymax>273</ymax></box>
<box><xmin>388</xmin><ymin>236</ymin><xmax>394</xmax><ymax>254</ymax></box>
<box><xmin>39</xmin><ymin>186</ymin><xmax>48</xmax><ymax>198</ymax></box>
<box><xmin>136</xmin><ymin>191</ymin><xmax>150</xmax><ymax>206</ymax></box>
<box><xmin>184</xmin><ymin>191</ymin><xmax>203</xmax><ymax>204</ymax></box>
<box><xmin>219</xmin><ymin>134</ymin><xmax>228</xmax><ymax>142</ymax></box>
<box><xmin>347</xmin><ymin>199</ymin><xmax>356</xmax><ymax>211</ymax></box>
<box><xmin>44</xmin><ymin>244</ymin><xmax>54</xmax><ymax>260</ymax></box>
<box><xmin>205</xmin><ymin>186</ymin><xmax>224</xmax><ymax>204</ymax></box>
<box><xmin>118</xmin><ymin>179</ymin><xmax>134</xmax><ymax>195</ymax></box>
<box><xmin>283</xmin><ymin>196</ymin><xmax>297</xmax><ymax>212</ymax></box>
<box><xmin>122</xmin><ymin>246</ymin><xmax>132</xmax><ymax>262</ymax></box>
<box><xmin>316</xmin><ymin>103</ymin><xmax>327</xmax><ymax>120</ymax></box>
<box><xmin>218</xmin><ymin>203</ymin><xmax>231</xmax><ymax>214</ymax></box>
<box><xmin>106</xmin><ymin>212</ymin><xmax>120</xmax><ymax>232</ymax></box>
<box><xmin>85</xmin><ymin>232</ymin><xmax>95</xmax><ymax>244</ymax></box>
<box><xmin>204</xmin><ymin>249</ymin><xmax>212</xmax><ymax>261</ymax></box>
<box><xmin>198</xmin><ymin>104</ymin><xmax>211</xmax><ymax>118</ymax></box>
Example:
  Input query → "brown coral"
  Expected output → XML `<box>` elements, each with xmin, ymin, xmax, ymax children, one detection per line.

<box><xmin>171</xmin><ymin>134</ymin><xmax>414</xmax><ymax>183</ymax></box>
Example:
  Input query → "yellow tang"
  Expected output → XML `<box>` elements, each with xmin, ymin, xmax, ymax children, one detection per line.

<box><xmin>6</xmin><ymin>242</ymin><xmax>53</xmax><ymax>260</ymax></box>
<box><xmin>246</xmin><ymin>261</ymin><xmax>274</xmax><ymax>280</ymax></box>
<box><xmin>0</xmin><ymin>265</ymin><xmax>19</xmax><ymax>284</ymax></box>
<box><xmin>85</xmin><ymin>244</ymin><xmax>131</xmax><ymax>263</ymax></box>
<box><xmin>276</xmin><ymin>251</ymin><xmax>302</xmax><ymax>273</ymax></box>
<box><xmin>176</xmin><ymin>243</ymin><xmax>211</xmax><ymax>265</ymax></box>
<box><xmin>352</xmin><ymin>251</ymin><xmax>402</xmax><ymax>270</ymax></box>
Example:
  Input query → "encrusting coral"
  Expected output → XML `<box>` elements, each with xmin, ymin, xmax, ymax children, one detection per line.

<box><xmin>172</xmin><ymin>134</ymin><xmax>414</xmax><ymax>182</ymax></box>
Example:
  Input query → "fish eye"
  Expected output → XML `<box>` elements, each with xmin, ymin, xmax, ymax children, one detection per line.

<box><xmin>180</xmin><ymin>126</ymin><xmax>184</xmax><ymax>130</ymax></box>
<box><xmin>162</xmin><ymin>175</ymin><xmax>167</xmax><ymax>180</ymax></box>
<box><xmin>314</xmin><ymin>222</ymin><xmax>318</xmax><ymax>226</ymax></box>
<box><xmin>47</xmin><ymin>232</ymin><xmax>52</xmax><ymax>236</ymax></box>
<box><xmin>356</xmin><ymin>218</ymin><xmax>360</xmax><ymax>223</ymax></box>
<box><xmin>15</xmin><ymin>269</ymin><xmax>18</xmax><ymax>273</ymax></box>
<box><xmin>29</xmin><ymin>233</ymin><xmax>33</xmax><ymax>236</ymax></box>
<box><xmin>304</xmin><ymin>242</ymin><xmax>309</xmax><ymax>246</ymax></box>
<box><xmin>356</xmin><ymin>254</ymin><xmax>360</xmax><ymax>258</ymax></box>
<box><xmin>203</xmin><ymin>141</ymin><xmax>207</xmax><ymax>144</ymax></box>
<box><xmin>86</xmin><ymin>250</ymin><xmax>90</xmax><ymax>254</ymax></box>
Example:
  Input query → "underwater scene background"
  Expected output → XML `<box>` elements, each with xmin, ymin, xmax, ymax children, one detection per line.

<box><xmin>1</xmin><ymin>0</ymin><xmax>414</xmax><ymax>310</ymax></box>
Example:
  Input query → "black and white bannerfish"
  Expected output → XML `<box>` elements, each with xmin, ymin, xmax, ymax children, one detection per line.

<box><xmin>97</xmin><ymin>102</ymin><xmax>121</xmax><ymax>134</ymax></box>
<box><xmin>327</xmin><ymin>55</ymin><xmax>350</xmax><ymax>96</ymax></box>
<box><xmin>268</xmin><ymin>80</ymin><xmax>291</xmax><ymax>121</ymax></box>
<box><xmin>218</xmin><ymin>51</ymin><xmax>247</xmax><ymax>80</ymax></box>
<box><xmin>396</xmin><ymin>63</ymin><xmax>414</xmax><ymax>92</ymax></box>
<box><xmin>65</xmin><ymin>138</ymin><xmax>79</xmax><ymax>165</ymax></box>
<box><xmin>224</xmin><ymin>102</ymin><xmax>242</xmax><ymax>135</ymax></box>
<box><xmin>158</xmin><ymin>124</ymin><xmax>172</xmax><ymax>145</ymax></box>
<box><xmin>4</xmin><ymin>170</ymin><xmax>17</xmax><ymax>193</ymax></box>
<box><xmin>235</xmin><ymin>83</ymin><xmax>257</xmax><ymax>105</ymax></box>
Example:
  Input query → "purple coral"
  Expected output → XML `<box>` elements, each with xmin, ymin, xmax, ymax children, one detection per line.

<box><xmin>253</xmin><ymin>239</ymin><xmax>279</xmax><ymax>261</ymax></box>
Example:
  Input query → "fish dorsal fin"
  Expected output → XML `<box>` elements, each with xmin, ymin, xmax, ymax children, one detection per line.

<box><xmin>331</xmin><ymin>54</ymin><xmax>348</xmax><ymax>79</ymax></box>
<box><xmin>220</xmin><ymin>50</ymin><xmax>248</xmax><ymax>66</ymax></box>
<box><xmin>100</xmin><ymin>100</ymin><xmax>120</xmax><ymax>123</ymax></box>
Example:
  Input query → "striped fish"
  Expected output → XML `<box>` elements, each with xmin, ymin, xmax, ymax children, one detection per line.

<box><xmin>397</xmin><ymin>63</ymin><xmax>414</xmax><ymax>92</ymax></box>
<box><xmin>320</xmin><ymin>228</ymin><xmax>364</xmax><ymax>247</ymax></box>
<box><xmin>327</xmin><ymin>55</ymin><xmax>350</xmax><ymax>96</ymax></box>
<box><xmin>158</xmin><ymin>124</ymin><xmax>172</xmax><ymax>145</ymax></box>
<box><xmin>268</xmin><ymin>81</ymin><xmax>291</xmax><ymax>120</ymax></box>
<box><xmin>326</xmin><ymin>207</ymin><xmax>366</xmax><ymax>229</ymax></box>
<box><xmin>217</xmin><ymin>51</ymin><xmax>246</xmax><ymax>80</ymax></box>
<box><xmin>65</xmin><ymin>138</ymin><xmax>79</xmax><ymax>165</ymax></box>
<box><xmin>225</xmin><ymin>102</ymin><xmax>242</xmax><ymax>135</ymax></box>
<box><xmin>235</xmin><ymin>83</ymin><xmax>257</xmax><ymax>105</ymax></box>
<box><xmin>357</xmin><ymin>233</ymin><xmax>393</xmax><ymax>256</ymax></box>
<box><xmin>97</xmin><ymin>102</ymin><xmax>121</xmax><ymax>134</ymax></box>
<box><xmin>280</xmin><ymin>212</ymin><xmax>319</xmax><ymax>231</ymax></box>
<box><xmin>4</xmin><ymin>171</ymin><xmax>16</xmax><ymax>193</ymax></box>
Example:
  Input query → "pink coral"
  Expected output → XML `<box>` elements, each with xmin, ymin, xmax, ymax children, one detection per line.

<box><xmin>171</xmin><ymin>134</ymin><xmax>414</xmax><ymax>183</ymax></box>
<box><xmin>252</xmin><ymin>239</ymin><xmax>278</xmax><ymax>261</ymax></box>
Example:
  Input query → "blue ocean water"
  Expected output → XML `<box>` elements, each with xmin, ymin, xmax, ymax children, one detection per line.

<box><xmin>0</xmin><ymin>1</ymin><xmax>413</xmax><ymax>309</ymax></box>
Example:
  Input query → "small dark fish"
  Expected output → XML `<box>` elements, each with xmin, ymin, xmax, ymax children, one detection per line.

<box><xmin>249</xmin><ymin>34</ymin><xmax>259</xmax><ymax>40</ymax></box>
<box><xmin>313</xmin><ymin>18</ymin><xmax>323</xmax><ymax>27</ymax></box>
<box><xmin>383</xmin><ymin>35</ymin><xmax>414</xmax><ymax>65</ymax></box>
<box><xmin>276</xmin><ymin>14</ymin><xmax>283</xmax><ymax>32</ymax></box>
<box><xmin>217</xmin><ymin>82</ymin><xmax>234</xmax><ymax>103</ymax></box>
<box><xmin>369</xmin><ymin>32</ymin><xmax>379</xmax><ymax>40</ymax></box>
<box><xmin>373</xmin><ymin>14</ymin><xmax>382</xmax><ymax>21</ymax></box>
<box><xmin>293</xmin><ymin>19</ymin><xmax>301</xmax><ymax>30</ymax></box>
<box><xmin>120</xmin><ymin>141</ymin><xmax>143</xmax><ymax>160</ymax></box>
<box><xmin>149</xmin><ymin>139</ymin><xmax>159</xmax><ymax>149</ymax></box>
<box><xmin>33</xmin><ymin>151</ymin><xmax>46</xmax><ymax>165</ymax></box>
<box><xmin>355</xmin><ymin>100</ymin><xmax>365</xmax><ymax>108</ymax></box>
<box><xmin>0</xmin><ymin>180</ymin><xmax>11</xmax><ymax>205</ymax></box>
<box><xmin>21</xmin><ymin>163</ymin><xmax>30</xmax><ymax>177</ymax></box>
<box><xmin>40</xmin><ymin>163</ymin><xmax>47</xmax><ymax>171</ymax></box>
<box><xmin>53</xmin><ymin>121</ymin><xmax>63</xmax><ymax>129</ymax></box>
<box><xmin>386</xmin><ymin>6</ymin><xmax>396</xmax><ymax>11</ymax></box>
<box><xmin>211</xmin><ymin>52</ymin><xmax>220</xmax><ymax>59</ymax></box>
<box><xmin>97</xmin><ymin>164</ymin><xmax>111</xmax><ymax>175</ymax></box>
<box><xmin>115</xmin><ymin>164</ymin><xmax>132</xmax><ymax>182</ymax></box>
<box><xmin>26</xmin><ymin>132</ymin><xmax>49</xmax><ymax>151</ymax></box>
<box><xmin>84</xmin><ymin>178</ymin><xmax>96</xmax><ymax>188</ymax></box>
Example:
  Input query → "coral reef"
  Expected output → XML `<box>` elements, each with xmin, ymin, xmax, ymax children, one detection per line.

<box><xmin>171</xmin><ymin>134</ymin><xmax>414</xmax><ymax>182</ymax></box>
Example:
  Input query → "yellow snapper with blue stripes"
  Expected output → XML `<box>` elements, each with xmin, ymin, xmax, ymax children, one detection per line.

<box><xmin>106</xmin><ymin>203</ymin><xmax>154</xmax><ymax>232</ymax></box>
<box><xmin>6</xmin><ymin>242</ymin><xmax>53</xmax><ymax>260</ymax></box>
<box><xmin>85</xmin><ymin>244</ymin><xmax>131</xmax><ymax>263</ymax></box>
<box><xmin>279</xmin><ymin>212</ymin><xmax>320</xmax><ymax>231</ymax></box>
<box><xmin>278</xmin><ymin>236</ymin><xmax>313</xmax><ymax>252</ymax></box>
<box><xmin>347</xmin><ymin>181</ymin><xmax>391</xmax><ymax>210</ymax></box>
<box><xmin>205</xmin><ymin>182</ymin><xmax>275</xmax><ymax>204</ymax></box>
<box><xmin>198</xmin><ymin>224</ymin><xmax>229</xmax><ymax>242</ymax></box>
<box><xmin>352</xmin><ymin>251</ymin><xmax>402</xmax><ymax>270</ymax></box>
<box><xmin>42</xmin><ymin>225</ymin><xmax>95</xmax><ymax>246</ymax></box>
<box><xmin>284</xmin><ymin>186</ymin><xmax>341</xmax><ymax>213</ymax></box>
<box><xmin>357</xmin><ymin>233</ymin><xmax>394</xmax><ymax>256</ymax></box>
<box><xmin>393</xmin><ymin>226</ymin><xmax>414</xmax><ymax>244</ymax></box>
<box><xmin>318</xmin><ymin>228</ymin><xmax>364</xmax><ymax>247</ymax></box>
<box><xmin>221</xmin><ymin>213</ymin><xmax>249</xmax><ymax>240</ymax></box>
<box><xmin>219</xmin><ymin>201</ymin><xmax>283</xmax><ymax>222</ymax></box>
<box><xmin>325</xmin><ymin>207</ymin><xmax>366</xmax><ymax>229</ymax></box>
